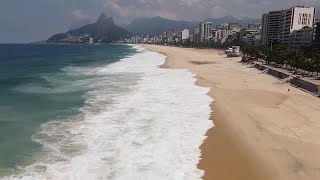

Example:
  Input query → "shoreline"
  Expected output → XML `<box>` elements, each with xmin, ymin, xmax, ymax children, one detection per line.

<box><xmin>143</xmin><ymin>44</ymin><xmax>320</xmax><ymax>180</ymax></box>
<box><xmin>147</xmin><ymin>45</ymin><xmax>269</xmax><ymax>179</ymax></box>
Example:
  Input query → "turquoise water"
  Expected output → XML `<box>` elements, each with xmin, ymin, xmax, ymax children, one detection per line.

<box><xmin>0</xmin><ymin>44</ymin><xmax>135</xmax><ymax>174</ymax></box>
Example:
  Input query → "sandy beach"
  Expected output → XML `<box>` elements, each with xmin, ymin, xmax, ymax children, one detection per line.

<box><xmin>143</xmin><ymin>45</ymin><xmax>320</xmax><ymax>180</ymax></box>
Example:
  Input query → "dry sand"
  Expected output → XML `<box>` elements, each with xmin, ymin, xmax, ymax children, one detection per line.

<box><xmin>143</xmin><ymin>45</ymin><xmax>320</xmax><ymax>180</ymax></box>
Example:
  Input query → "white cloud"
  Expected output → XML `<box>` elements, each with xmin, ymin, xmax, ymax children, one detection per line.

<box><xmin>71</xmin><ymin>9</ymin><xmax>92</xmax><ymax>21</ymax></box>
<box><xmin>102</xmin><ymin>0</ymin><xmax>222</xmax><ymax>23</ymax></box>
<box><xmin>99</xmin><ymin>0</ymin><xmax>319</xmax><ymax>24</ymax></box>
<box><xmin>69</xmin><ymin>9</ymin><xmax>94</xmax><ymax>30</ymax></box>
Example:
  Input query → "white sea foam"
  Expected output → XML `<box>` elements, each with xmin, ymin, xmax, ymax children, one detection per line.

<box><xmin>127</xmin><ymin>44</ymin><xmax>145</xmax><ymax>52</ymax></box>
<box><xmin>4</xmin><ymin>46</ymin><xmax>213</xmax><ymax>180</ymax></box>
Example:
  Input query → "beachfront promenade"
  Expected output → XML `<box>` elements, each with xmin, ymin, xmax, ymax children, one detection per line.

<box><xmin>144</xmin><ymin>44</ymin><xmax>320</xmax><ymax>180</ymax></box>
<box><xmin>252</xmin><ymin>62</ymin><xmax>320</xmax><ymax>96</ymax></box>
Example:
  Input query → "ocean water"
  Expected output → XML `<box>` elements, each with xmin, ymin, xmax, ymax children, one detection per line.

<box><xmin>0</xmin><ymin>44</ymin><xmax>213</xmax><ymax>180</ymax></box>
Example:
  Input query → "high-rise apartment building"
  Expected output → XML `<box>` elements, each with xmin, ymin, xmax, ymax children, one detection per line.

<box><xmin>181</xmin><ymin>29</ymin><xmax>190</xmax><ymax>40</ymax></box>
<box><xmin>262</xmin><ymin>6</ymin><xmax>316</xmax><ymax>47</ymax></box>
<box><xmin>313</xmin><ymin>22</ymin><xmax>320</xmax><ymax>48</ymax></box>
<box><xmin>200</xmin><ymin>22</ymin><xmax>212</xmax><ymax>43</ymax></box>
<box><xmin>193</xmin><ymin>28</ymin><xmax>200</xmax><ymax>45</ymax></box>
<box><xmin>280</xmin><ymin>6</ymin><xmax>315</xmax><ymax>44</ymax></box>
<box><xmin>262</xmin><ymin>10</ymin><xmax>283</xmax><ymax>46</ymax></box>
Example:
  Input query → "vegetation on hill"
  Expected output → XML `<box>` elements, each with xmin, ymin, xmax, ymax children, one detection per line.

<box><xmin>47</xmin><ymin>14</ymin><xmax>132</xmax><ymax>44</ymax></box>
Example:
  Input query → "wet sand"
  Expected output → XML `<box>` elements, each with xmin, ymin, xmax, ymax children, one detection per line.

<box><xmin>143</xmin><ymin>45</ymin><xmax>320</xmax><ymax>180</ymax></box>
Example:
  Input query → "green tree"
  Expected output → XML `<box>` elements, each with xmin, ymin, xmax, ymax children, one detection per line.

<box><xmin>311</xmin><ymin>50</ymin><xmax>320</xmax><ymax>75</ymax></box>
<box><xmin>272</xmin><ymin>44</ymin><xmax>291</xmax><ymax>66</ymax></box>
<box><xmin>290</xmin><ymin>50</ymin><xmax>305</xmax><ymax>70</ymax></box>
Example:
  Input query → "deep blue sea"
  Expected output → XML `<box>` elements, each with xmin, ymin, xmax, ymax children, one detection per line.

<box><xmin>0</xmin><ymin>44</ymin><xmax>213</xmax><ymax>179</ymax></box>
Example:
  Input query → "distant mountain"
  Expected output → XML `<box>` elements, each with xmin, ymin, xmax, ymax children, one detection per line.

<box><xmin>205</xmin><ymin>16</ymin><xmax>261</xmax><ymax>29</ymax></box>
<box><xmin>205</xmin><ymin>16</ymin><xmax>239</xmax><ymax>27</ymax></box>
<box><xmin>47</xmin><ymin>13</ymin><xmax>132</xmax><ymax>44</ymax></box>
<box><xmin>240</xmin><ymin>17</ymin><xmax>262</xmax><ymax>28</ymax></box>
<box><xmin>125</xmin><ymin>16</ymin><xmax>199</xmax><ymax>36</ymax></box>
<box><xmin>126</xmin><ymin>16</ymin><xmax>262</xmax><ymax>36</ymax></box>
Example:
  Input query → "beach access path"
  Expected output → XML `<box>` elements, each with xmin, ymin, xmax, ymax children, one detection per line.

<box><xmin>143</xmin><ymin>45</ymin><xmax>320</xmax><ymax>180</ymax></box>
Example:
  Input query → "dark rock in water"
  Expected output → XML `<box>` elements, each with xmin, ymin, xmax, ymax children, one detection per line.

<box><xmin>47</xmin><ymin>13</ymin><xmax>132</xmax><ymax>44</ymax></box>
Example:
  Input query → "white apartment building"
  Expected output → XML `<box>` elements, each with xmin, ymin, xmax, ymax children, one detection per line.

<box><xmin>89</xmin><ymin>38</ymin><xmax>93</xmax><ymax>44</ymax></box>
<box><xmin>130</xmin><ymin>37</ymin><xmax>136</xmax><ymax>43</ymax></box>
<box><xmin>262</xmin><ymin>6</ymin><xmax>316</xmax><ymax>47</ymax></box>
<box><xmin>211</xmin><ymin>29</ymin><xmax>229</xmax><ymax>44</ymax></box>
<box><xmin>200</xmin><ymin>22</ymin><xmax>212</xmax><ymax>43</ymax></box>
<box><xmin>181</xmin><ymin>29</ymin><xmax>190</xmax><ymax>40</ymax></box>
<box><xmin>280</xmin><ymin>6</ymin><xmax>315</xmax><ymax>44</ymax></box>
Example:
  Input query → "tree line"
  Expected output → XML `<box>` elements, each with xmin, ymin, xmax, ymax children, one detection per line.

<box><xmin>241</xmin><ymin>43</ymin><xmax>320</xmax><ymax>76</ymax></box>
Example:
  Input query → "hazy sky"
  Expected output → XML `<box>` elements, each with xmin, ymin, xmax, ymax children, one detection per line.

<box><xmin>0</xmin><ymin>0</ymin><xmax>319</xmax><ymax>43</ymax></box>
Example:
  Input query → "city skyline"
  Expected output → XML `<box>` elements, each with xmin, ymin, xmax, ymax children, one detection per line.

<box><xmin>0</xmin><ymin>0</ymin><xmax>320</xmax><ymax>43</ymax></box>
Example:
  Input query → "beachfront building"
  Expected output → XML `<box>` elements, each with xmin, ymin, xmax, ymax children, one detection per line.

<box><xmin>143</xmin><ymin>38</ymin><xmax>148</xmax><ymax>44</ymax></box>
<box><xmin>152</xmin><ymin>36</ymin><xmax>161</xmax><ymax>44</ymax></box>
<box><xmin>177</xmin><ymin>31</ymin><xmax>182</xmax><ymax>42</ymax></box>
<box><xmin>313</xmin><ymin>22</ymin><xmax>320</xmax><ymax>48</ymax></box>
<box><xmin>228</xmin><ymin>23</ymin><xmax>242</xmax><ymax>32</ymax></box>
<box><xmin>289</xmin><ymin>26</ymin><xmax>314</xmax><ymax>49</ymax></box>
<box><xmin>262</xmin><ymin>6</ymin><xmax>316</xmax><ymax>48</ymax></box>
<box><xmin>193</xmin><ymin>28</ymin><xmax>201</xmax><ymax>46</ymax></box>
<box><xmin>211</xmin><ymin>29</ymin><xmax>222</xmax><ymax>43</ymax></box>
<box><xmin>158</xmin><ymin>34</ymin><xmax>163</xmax><ymax>43</ymax></box>
<box><xmin>262</xmin><ymin>10</ymin><xmax>284</xmax><ymax>46</ymax></box>
<box><xmin>182</xmin><ymin>29</ymin><xmax>190</xmax><ymax>40</ymax></box>
<box><xmin>211</xmin><ymin>24</ymin><xmax>244</xmax><ymax>45</ymax></box>
<box><xmin>131</xmin><ymin>37</ymin><xmax>136</xmax><ymax>43</ymax></box>
<box><xmin>248</xmin><ymin>23</ymin><xmax>262</xmax><ymax>29</ymax></box>
<box><xmin>189</xmin><ymin>33</ymin><xmax>194</xmax><ymax>46</ymax></box>
<box><xmin>280</xmin><ymin>6</ymin><xmax>315</xmax><ymax>44</ymax></box>
<box><xmin>181</xmin><ymin>29</ymin><xmax>190</xmax><ymax>45</ymax></box>
<box><xmin>166</xmin><ymin>29</ymin><xmax>175</xmax><ymax>43</ymax></box>
<box><xmin>242</xmin><ymin>24</ymin><xmax>262</xmax><ymax>46</ymax></box>
<box><xmin>217</xmin><ymin>23</ymin><xmax>229</xmax><ymax>30</ymax></box>
<box><xmin>89</xmin><ymin>38</ymin><xmax>93</xmax><ymax>44</ymax></box>
<box><xmin>123</xmin><ymin>36</ymin><xmax>138</xmax><ymax>44</ymax></box>
<box><xmin>200</xmin><ymin>22</ymin><xmax>212</xmax><ymax>44</ymax></box>
<box><xmin>211</xmin><ymin>29</ymin><xmax>230</xmax><ymax>44</ymax></box>
<box><xmin>162</xmin><ymin>32</ymin><xmax>167</xmax><ymax>43</ymax></box>
<box><xmin>242</xmin><ymin>32</ymin><xmax>261</xmax><ymax>46</ymax></box>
